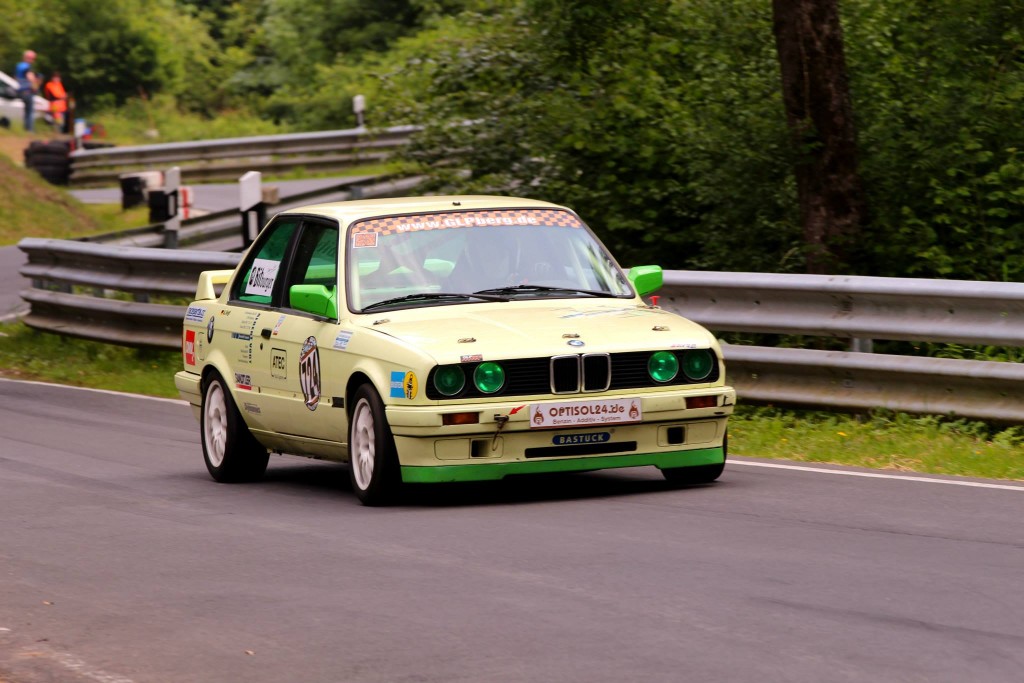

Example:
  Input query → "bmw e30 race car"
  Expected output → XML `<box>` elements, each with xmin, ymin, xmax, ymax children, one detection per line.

<box><xmin>175</xmin><ymin>195</ymin><xmax>735</xmax><ymax>504</ymax></box>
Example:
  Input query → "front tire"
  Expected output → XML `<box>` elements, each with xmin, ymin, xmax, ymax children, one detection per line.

<box><xmin>348</xmin><ymin>384</ymin><xmax>401</xmax><ymax>505</ymax></box>
<box><xmin>662</xmin><ymin>432</ymin><xmax>727</xmax><ymax>485</ymax></box>
<box><xmin>201</xmin><ymin>373</ymin><xmax>269</xmax><ymax>482</ymax></box>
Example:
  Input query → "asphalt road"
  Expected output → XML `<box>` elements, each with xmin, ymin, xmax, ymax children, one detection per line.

<box><xmin>1</xmin><ymin>378</ymin><xmax>1022</xmax><ymax>683</ymax></box>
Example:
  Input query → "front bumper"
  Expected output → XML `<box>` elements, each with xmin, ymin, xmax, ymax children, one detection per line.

<box><xmin>388</xmin><ymin>386</ymin><xmax>735</xmax><ymax>483</ymax></box>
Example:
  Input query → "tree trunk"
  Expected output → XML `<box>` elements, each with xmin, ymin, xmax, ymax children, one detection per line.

<box><xmin>772</xmin><ymin>0</ymin><xmax>866</xmax><ymax>273</ymax></box>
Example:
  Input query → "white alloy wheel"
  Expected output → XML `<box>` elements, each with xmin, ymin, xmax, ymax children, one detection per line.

<box><xmin>200</xmin><ymin>373</ymin><xmax>269</xmax><ymax>483</ymax></box>
<box><xmin>348</xmin><ymin>384</ymin><xmax>400</xmax><ymax>505</ymax></box>
<box><xmin>203</xmin><ymin>379</ymin><xmax>228</xmax><ymax>468</ymax></box>
<box><xmin>351</xmin><ymin>397</ymin><xmax>376</xmax><ymax>491</ymax></box>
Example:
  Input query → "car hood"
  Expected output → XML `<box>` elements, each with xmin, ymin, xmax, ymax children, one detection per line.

<box><xmin>363</xmin><ymin>300</ymin><xmax>717</xmax><ymax>363</ymax></box>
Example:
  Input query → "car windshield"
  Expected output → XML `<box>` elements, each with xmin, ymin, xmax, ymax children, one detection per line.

<box><xmin>346</xmin><ymin>208</ymin><xmax>633</xmax><ymax>312</ymax></box>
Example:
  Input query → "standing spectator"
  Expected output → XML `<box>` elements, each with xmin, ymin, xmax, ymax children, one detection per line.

<box><xmin>14</xmin><ymin>49</ymin><xmax>40</xmax><ymax>132</ymax></box>
<box><xmin>43</xmin><ymin>72</ymin><xmax>68</xmax><ymax>132</ymax></box>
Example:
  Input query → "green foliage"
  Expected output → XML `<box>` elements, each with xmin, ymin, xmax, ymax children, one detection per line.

<box><xmin>376</xmin><ymin>0</ymin><xmax>801</xmax><ymax>271</ymax></box>
<box><xmin>843</xmin><ymin>0</ymin><xmax>1024</xmax><ymax>281</ymax></box>
<box><xmin>730</xmin><ymin>406</ymin><xmax>1024</xmax><ymax>481</ymax></box>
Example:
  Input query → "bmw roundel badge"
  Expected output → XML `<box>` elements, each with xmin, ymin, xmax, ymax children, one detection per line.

<box><xmin>567</xmin><ymin>339</ymin><xmax>585</xmax><ymax>347</ymax></box>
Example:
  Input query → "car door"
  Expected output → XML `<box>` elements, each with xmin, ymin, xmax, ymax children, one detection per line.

<box><xmin>248</xmin><ymin>217</ymin><xmax>351</xmax><ymax>449</ymax></box>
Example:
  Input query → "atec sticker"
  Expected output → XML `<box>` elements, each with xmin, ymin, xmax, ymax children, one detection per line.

<box><xmin>235</xmin><ymin>373</ymin><xmax>253</xmax><ymax>390</ymax></box>
<box><xmin>299</xmin><ymin>336</ymin><xmax>321</xmax><ymax>410</ymax></box>
<box><xmin>183</xmin><ymin>329</ymin><xmax>196</xmax><ymax>366</ymax></box>
<box><xmin>245</xmin><ymin>258</ymin><xmax>280</xmax><ymax>297</ymax></box>
<box><xmin>271</xmin><ymin>348</ymin><xmax>287</xmax><ymax>379</ymax></box>
<box><xmin>390</xmin><ymin>370</ymin><xmax>418</xmax><ymax>399</ymax></box>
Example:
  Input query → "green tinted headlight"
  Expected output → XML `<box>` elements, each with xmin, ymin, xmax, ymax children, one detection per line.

<box><xmin>473</xmin><ymin>362</ymin><xmax>505</xmax><ymax>394</ymax></box>
<box><xmin>433</xmin><ymin>365</ymin><xmax>465</xmax><ymax>396</ymax></box>
<box><xmin>682</xmin><ymin>349</ymin><xmax>715</xmax><ymax>381</ymax></box>
<box><xmin>648</xmin><ymin>351</ymin><xmax>679</xmax><ymax>383</ymax></box>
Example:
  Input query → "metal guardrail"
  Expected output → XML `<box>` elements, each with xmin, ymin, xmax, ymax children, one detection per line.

<box><xmin>85</xmin><ymin>174</ymin><xmax>426</xmax><ymax>250</ymax></box>
<box><xmin>69</xmin><ymin>125</ymin><xmax>418</xmax><ymax>186</ymax></box>
<box><xmin>14</xmin><ymin>247</ymin><xmax>1024</xmax><ymax>421</ymax></box>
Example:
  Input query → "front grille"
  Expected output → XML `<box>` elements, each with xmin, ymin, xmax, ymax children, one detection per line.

<box><xmin>425</xmin><ymin>350</ymin><xmax>720</xmax><ymax>400</ymax></box>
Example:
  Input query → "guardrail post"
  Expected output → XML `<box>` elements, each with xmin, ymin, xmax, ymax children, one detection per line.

<box><xmin>850</xmin><ymin>338</ymin><xmax>874</xmax><ymax>353</ymax></box>
<box><xmin>353</xmin><ymin>94</ymin><xmax>366</xmax><ymax>128</ymax></box>
<box><xmin>162</xmin><ymin>166</ymin><xmax>181</xmax><ymax>249</ymax></box>
<box><xmin>239</xmin><ymin>171</ymin><xmax>265</xmax><ymax>250</ymax></box>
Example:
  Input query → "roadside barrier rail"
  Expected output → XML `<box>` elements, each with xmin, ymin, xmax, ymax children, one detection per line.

<box><xmin>68</xmin><ymin>125</ymin><xmax>418</xmax><ymax>186</ymax></box>
<box><xmin>16</xmin><ymin>249</ymin><xmax>1024</xmax><ymax>422</ymax></box>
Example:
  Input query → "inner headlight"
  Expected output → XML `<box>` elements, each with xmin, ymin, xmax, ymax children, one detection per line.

<box><xmin>648</xmin><ymin>351</ymin><xmax>679</xmax><ymax>383</ymax></box>
<box><xmin>433</xmin><ymin>365</ymin><xmax>466</xmax><ymax>396</ymax></box>
<box><xmin>681</xmin><ymin>349</ymin><xmax>715</xmax><ymax>381</ymax></box>
<box><xmin>473</xmin><ymin>362</ymin><xmax>505</xmax><ymax>394</ymax></box>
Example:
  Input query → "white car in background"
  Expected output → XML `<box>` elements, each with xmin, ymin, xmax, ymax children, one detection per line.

<box><xmin>0</xmin><ymin>69</ymin><xmax>52</xmax><ymax>129</ymax></box>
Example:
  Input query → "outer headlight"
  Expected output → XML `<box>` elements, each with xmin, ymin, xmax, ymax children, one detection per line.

<box><xmin>648</xmin><ymin>351</ymin><xmax>679</xmax><ymax>383</ymax></box>
<box><xmin>433</xmin><ymin>364</ymin><xmax>466</xmax><ymax>396</ymax></box>
<box><xmin>473</xmin><ymin>362</ymin><xmax>505</xmax><ymax>394</ymax></box>
<box><xmin>681</xmin><ymin>349</ymin><xmax>715</xmax><ymax>381</ymax></box>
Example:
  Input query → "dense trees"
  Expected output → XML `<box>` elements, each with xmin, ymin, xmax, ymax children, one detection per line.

<box><xmin>4</xmin><ymin>0</ymin><xmax>1023</xmax><ymax>281</ymax></box>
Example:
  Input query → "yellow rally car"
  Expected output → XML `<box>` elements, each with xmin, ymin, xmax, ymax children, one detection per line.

<box><xmin>175</xmin><ymin>196</ymin><xmax>735</xmax><ymax>504</ymax></box>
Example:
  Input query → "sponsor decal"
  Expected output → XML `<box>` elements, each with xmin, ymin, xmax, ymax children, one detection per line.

<box><xmin>207</xmin><ymin>317</ymin><xmax>215</xmax><ymax>343</ymax></box>
<box><xmin>243</xmin><ymin>402</ymin><xmax>262</xmax><ymax>415</ymax></box>
<box><xmin>352</xmin><ymin>232</ymin><xmax>378</xmax><ymax>248</ymax></box>
<box><xmin>271</xmin><ymin>314</ymin><xmax>286</xmax><ymax>336</ymax></box>
<box><xmin>670</xmin><ymin>342</ymin><xmax>699</xmax><ymax>349</ymax></box>
<box><xmin>530</xmin><ymin>398</ymin><xmax>642</xmax><ymax>428</ymax></box>
<box><xmin>299</xmin><ymin>336</ymin><xmax>321</xmax><ymax>411</ymax></box>
<box><xmin>460</xmin><ymin>354</ymin><xmax>483</xmax><ymax>363</ymax></box>
<box><xmin>552</xmin><ymin>432</ymin><xmax>611</xmax><ymax>446</ymax></box>
<box><xmin>271</xmin><ymin>349</ymin><xmax>287</xmax><ymax>379</ymax></box>
<box><xmin>352</xmin><ymin>209</ymin><xmax>585</xmax><ymax>236</ymax></box>
<box><xmin>244</xmin><ymin>258</ymin><xmax>280</xmax><ymax>297</ymax></box>
<box><xmin>231</xmin><ymin>332</ymin><xmax>252</xmax><ymax>341</ymax></box>
<box><xmin>333</xmin><ymin>330</ymin><xmax>353</xmax><ymax>351</ymax></box>
<box><xmin>390</xmin><ymin>370</ymin><xmax>418</xmax><ymax>399</ymax></box>
<box><xmin>235</xmin><ymin>373</ymin><xmax>253</xmax><ymax>390</ymax></box>
<box><xmin>185</xmin><ymin>305</ymin><xmax>206</xmax><ymax>323</ymax></box>
<box><xmin>183</xmin><ymin>329</ymin><xmax>196</xmax><ymax>366</ymax></box>
<box><xmin>567</xmin><ymin>339</ymin><xmax>585</xmax><ymax>347</ymax></box>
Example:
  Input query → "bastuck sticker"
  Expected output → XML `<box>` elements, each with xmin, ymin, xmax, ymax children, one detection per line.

<box><xmin>390</xmin><ymin>371</ymin><xmax>418</xmax><ymax>399</ymax></box>
<box><xmin>299</xmin><ymin>336</ymin><xmax>321</xmax><ymax>411</ymax></box>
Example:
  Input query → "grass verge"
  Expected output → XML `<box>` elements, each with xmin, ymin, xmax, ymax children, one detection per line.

<box><xmin>1</xmin><ymin>321</ymin><xmax>1021</xmax><ymax>481</ymax></box>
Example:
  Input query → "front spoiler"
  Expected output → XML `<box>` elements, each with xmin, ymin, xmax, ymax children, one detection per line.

<box><xmin>400</xmin><ymin>446</ymin><xmax>724</xmax><ymax>483</ymax></box>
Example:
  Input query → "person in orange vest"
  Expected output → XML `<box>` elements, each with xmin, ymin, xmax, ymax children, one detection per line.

<box><xmin>43</xmin><ymin>72</ymin><xmax>68</xmax><ymax>132</ymax></box>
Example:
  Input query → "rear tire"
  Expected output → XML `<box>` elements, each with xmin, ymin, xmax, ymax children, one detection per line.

<box><xmin>348</xmin><ymin>384</ymin><xmax>401</xmax><ymax>505</ymax></box>
<box><xmin>662</xmin><ymin>432</ymin><xmax>727</xmax><ymax>485</ymax></box>
<box><xmin>201</xmin><ymin>373</ymin><xmax>269</xmax><ymax>482</ymax></box>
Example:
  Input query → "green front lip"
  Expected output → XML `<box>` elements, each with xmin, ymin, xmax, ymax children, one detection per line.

<box><xmin>400</xmin><ymin>447</ymin><xmax>724</xmax><ymax>483</ymax></box>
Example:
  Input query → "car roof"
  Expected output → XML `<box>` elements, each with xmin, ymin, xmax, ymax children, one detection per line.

<box><xmin>279</xmin><ymin>195</ymin><xmax>574</xmax><ymax>228</ymax></box>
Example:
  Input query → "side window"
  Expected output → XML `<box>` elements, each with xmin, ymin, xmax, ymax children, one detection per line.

<box><xmin>233</xmin><ymin>219</ymin><xmax>299</xmax><ymax>305</ymax></box>
<box><xmin>286</xmin><ymin>222</ymin><xmax>340</xmax><ymax>292</ymax></box>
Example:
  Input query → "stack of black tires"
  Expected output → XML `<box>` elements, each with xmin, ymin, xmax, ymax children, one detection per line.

<box><xmin>24</xmin><ymin>139</ymin><xmax>72</xmax><ymax>185</ymax></box>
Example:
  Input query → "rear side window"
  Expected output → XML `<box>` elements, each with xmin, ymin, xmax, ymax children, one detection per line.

<box><xmin>234</xmin><ymin>219</ymin><xmax>299</xmax><ymax>305</ymax></box>
<box><xmin>288</xmin><ymin>222</ymin><xmax>339</xmax><ymax>290</ymax></box>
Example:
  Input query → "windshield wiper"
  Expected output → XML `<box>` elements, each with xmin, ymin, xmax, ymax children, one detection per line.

<box><xmin>361</xmin><ymin>292</ymin><xmax>509</xmax><ymax>312</ymax></box>
<box><xmin>473</xmin><ymin>284</ymin><xmax>618</xmax><ymax>298</ymax></box>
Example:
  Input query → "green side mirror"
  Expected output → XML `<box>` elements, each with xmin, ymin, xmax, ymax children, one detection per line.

<box><xmin>627</xmin><ymin>265</ymin><xmax>663</xmax><ymax>298</ymax></box>
<box><xmin>290</xmin><ymin>284</ymin><xmax>338</xmax><ymax>319</ymax></box>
